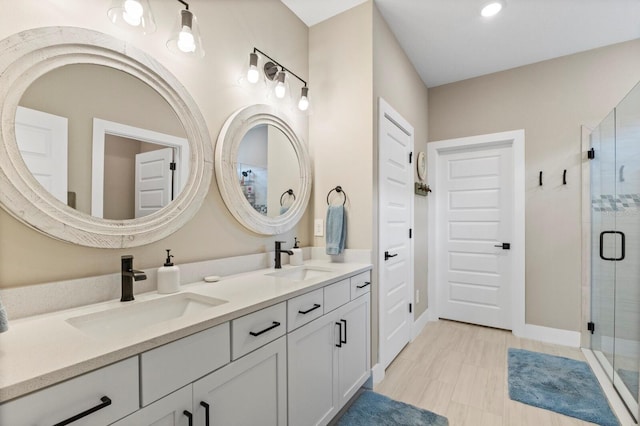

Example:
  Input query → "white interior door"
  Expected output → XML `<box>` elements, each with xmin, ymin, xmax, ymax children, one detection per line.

<box><xmin>15</xmin><ymin>106</ymin><xmax>68</xmax><ymax>204</ymax></box>
<box><xmin>135</xmin><ymin>147</ymin><xmax>174</xmax><ymax>218</ymax></box>
<box><xmin>437</xmin><ymin>143</ymin><xmax>514</xmax><ymax>329</ymax></box>
<box><xmin>378</xmin><ymin>98</ymin><xmax>414</xmax><ymax>370</ymax></box>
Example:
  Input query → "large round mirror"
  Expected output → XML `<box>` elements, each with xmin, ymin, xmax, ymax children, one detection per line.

<box><xmin>0</xmin><ymin>27</ymin><xmax>213</xmax><ymax>248</ymax></box>
<box><xmin>216</xmin><ymin>105</ymin><xmax>311</xmax><ymax>235</ymax></box>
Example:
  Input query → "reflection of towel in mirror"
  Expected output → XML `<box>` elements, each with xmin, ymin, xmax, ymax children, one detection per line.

<box><xmin>326</xmin><ymin>205</ymin><xmax>346</xmax><ymax>255</ymax></box>
<box><xmin>280</xmin><ymin>206</ymin><xmax>289</xmax><ymax>215</ymax></box>
<box><xmin>0</xmin><ymin>295</ymin><xmax>8</xmax><ymax>333</ymax></box>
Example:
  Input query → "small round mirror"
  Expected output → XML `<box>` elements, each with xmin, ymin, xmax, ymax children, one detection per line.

<box><xmin>215</xmin><ymin>105</ymin><xmax>311</xmax><ymax>235</ymax></box>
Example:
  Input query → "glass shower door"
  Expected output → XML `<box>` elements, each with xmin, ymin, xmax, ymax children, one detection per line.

<box><xmin>612</xmin><ymin>83</ymin><xmax>640</xmax><ymax>415</ymax></box>
<box><xmin>590</xmin><ymin>110</ymin><xmax>617</xmax><ymax>383</ymax></box>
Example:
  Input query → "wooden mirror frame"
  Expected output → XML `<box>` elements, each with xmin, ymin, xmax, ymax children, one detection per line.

<box><xmin>0</xmin><ymin>27</ymin><xmax>213</xmax><ymax>248</ymax></box>
<box><xmin>215</xmin><ymin>104</ymin><xmax>311</xmax><ymax>235</ymax></box>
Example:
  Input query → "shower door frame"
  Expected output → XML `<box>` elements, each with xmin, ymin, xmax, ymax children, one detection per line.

<box><xmin>581</xmin><ymin>124</ymin><xmax>639</xmax><ymax>424</ymax></box>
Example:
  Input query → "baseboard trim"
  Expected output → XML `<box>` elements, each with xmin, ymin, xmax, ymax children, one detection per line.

<box><xmin>412</xmin><ymin>309</ymin><xmax>430</xmax><ymax>340</ymax></box>
<box><xmin>517</xmin><ymin>324</ymin><xmax>581</xmax><ymax>347</ymax></box>
<box><xmin>371</xmin><ymin>363</ymin><xmax>385</xmax><ymax>384</ymax></box>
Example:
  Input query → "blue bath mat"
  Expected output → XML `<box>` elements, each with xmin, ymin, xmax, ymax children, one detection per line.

<box><xmin>336</xmin><ymin>390</ymin><xmax>448</xmax><ymax>426</ymax></box>
<box><xmin>508</xmin><ymin>348</ymin><xmax>619</xmax><ymax>426</ymax></box>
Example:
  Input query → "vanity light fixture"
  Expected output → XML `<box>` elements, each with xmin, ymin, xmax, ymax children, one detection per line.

<box><xmin>481</xmin><ymin>0</ymin><xmax>505</xmax><ymax>17</ymax></box>
<box><xmin>107</xmin><ymin>0</ymin><xmax>156</xmax><ymax>34</ymax></box>
<box><xmin>167</xmin><ymin>0</ymin><xmax>204</xmax><ymax>58</ymax></box>
<box><xmin>274</xmin><ymin>71</ymin><xmax>287</xmax><ymax>99</ymax></box>
<box><xmin>247</xmin><ymin>53</ymin><xmax>260</xmax><ymax>84</ymax></box>
<box><xmin>247</xmin><ymin>48</ymin><xmax>310</xmax><ymax>111</ymax></box>
<box><xmin>298</xmin><ymin>87</ymin><xmax>309</xmax><ymax>111</ymax></box>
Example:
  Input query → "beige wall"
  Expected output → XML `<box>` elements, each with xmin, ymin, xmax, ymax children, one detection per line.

<box><xmin>373</xmin><ymin>5</ymin><xmax>430</xmax><ymax>320</ymax></box>
<box><xmin>428</xmin><ymin>39</ymin><xmax>640</xmax><ymax>331</ymax></box>
<box><xmin>309</xmin><ymin>1</ymin><xmax>430</xmax><ymax>365</ymax></box>
<box><xmin>0</xmin><ymin>0</ymin><xmax>310</xmax><ymax>288</ymax></box>
<box><xmin>309</xmin><ymin>2</ymin><xmax>374</xmax><ymax>250</ymax></box>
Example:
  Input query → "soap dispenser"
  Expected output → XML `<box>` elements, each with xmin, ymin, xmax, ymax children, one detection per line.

<box><xmin>290</xmin><ymin>237</ymin><xmax>303</xmax><ymax>266</ymax></box>
<box><xmin>157</xmin><ymin>249</ymin><xmax>180</xmax><ymax>294</ymax></box>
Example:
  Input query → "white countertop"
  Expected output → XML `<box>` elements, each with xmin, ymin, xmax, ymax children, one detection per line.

<box><xmin>0</xmin><ymin>260</ymin><xmax>371</xmax><ymax>403</ymax></box>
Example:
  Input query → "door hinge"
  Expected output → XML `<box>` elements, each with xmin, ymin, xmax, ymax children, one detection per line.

<box><xmin>587</xmin><ymin>148</ymin><xmax>595</xmax><ymax>160</ymax></box>
<box><xmin>587</xmin><ymin>321</ymin><xmax>595</xmax><ymax>334</ymax></box>
<box><xmin>169</xmin><ymin>162</ymin><xmax>177</xmax><ymax>171</ymax></box>
<box><xmin>409</xmin><ymin>303</ymin><xmax>413</xmax><ymax>313</ymax></box>
<box><xmin>409</xmin><ymin>152</ymin><xmax>413</xmax><ymax>164</ymax></box>
<box><xmin>409</xmin><ymin>228</ymin><xmax>412</xmax><ymax>239</ymax></box>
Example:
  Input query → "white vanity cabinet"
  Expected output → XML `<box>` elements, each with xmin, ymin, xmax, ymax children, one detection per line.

<box><xmin>0</xmin><ymin>357</ymin><xmax>139</xmax><ymax>426</ymax></box>
<box><xmin>193</xmin><ymin>336</ymin><xmax>287</xmax><ymax>426</ymax></box>
<box><xmin>288</xmin><ymin>274</ymin><xmax>371</xmax><ymax>426</ymax></box>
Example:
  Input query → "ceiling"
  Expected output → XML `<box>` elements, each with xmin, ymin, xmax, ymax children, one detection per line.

<box><xmin>281</xmin><ymin>0</ymin><xmax>640</xmax><ymax>87</ymax></box>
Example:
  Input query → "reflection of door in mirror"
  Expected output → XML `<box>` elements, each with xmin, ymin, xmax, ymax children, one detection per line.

<box><xmin>93</xmin><ymin>119</ymin><xmax>189</xmax><ymax>220</ymax></box>
<box><xmin>17</xmin><ymin>63</ymin><xmax>188</xmax><ymax>218</ymax></box>
<box><xmin>101</xmin><ymin>135</ymin><xmax>175</xmax><ymax>220</ymax></box>
<box><xmin>15</xmin><ymin>106</ymin><xmax>69</xmax><ymax>205</ymax></box>
<box><xmin>237</xmin><ymin>124</ymin><xmax>300</xmax><ymax>218</ymax></box>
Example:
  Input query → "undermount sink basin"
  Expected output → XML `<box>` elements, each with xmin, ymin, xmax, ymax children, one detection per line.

<box><xmin>266</xmin><ymin>266</ymin><xmax>335</xmax><ymax>282</ymax></box>
<box><xmin>66</xmin><ymin>292</ymin><xmax>228</xmax><ymax>337</ymax></box>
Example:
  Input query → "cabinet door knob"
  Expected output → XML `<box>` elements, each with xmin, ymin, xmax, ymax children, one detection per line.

<box><xmin>340</xmin><ymin>319</ymin><xmax>347</xmax><ymax>344</ymax></box>
<box><xmin>183</xmin><ymin>410</ymin><xmax>193</xmax><ymax>426</ymax></box>
<box><xmin>335</xmin><ymin>322</ymin><xmax>343</xmax><ymax>347</ymax></box>
<box><xmin>53</xmin><ymin>396</ymin><xmax>112</xmax><ymax>426</ymax></box>
<box><xmin>200</xmin><ymin>401</ymin><xmax>210</xmax><ymax>426</ymax></box>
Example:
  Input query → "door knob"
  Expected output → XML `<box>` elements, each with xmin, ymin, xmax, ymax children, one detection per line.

<box><xmin>494</xmin><ymin>243</ymin><xmax>510</xmax><ymax>250</ymax></box>
<box><xmin>384</xmin><ymin>251</ymin><xmax>398</xmax><ymax>261</ymax></box>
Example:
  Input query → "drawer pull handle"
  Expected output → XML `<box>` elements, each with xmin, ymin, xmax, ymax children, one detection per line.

<box><xmin>53</xmin><ymin>396</ymin><xmax>112</xmax><ymax>426</ymax></box>
<box><xmin>335</xmin><ymin>322</ymin><xmax>343</xmax><ymax>347</ymax></box>
<box><xmin>298</xmin><ymin>304</ymin><xmax>321</xmax><ymax>315</ymax></box>
<box><xmin>183</xmin><ymin>410</ymin><xmax>193</xmax><ymax>426</ymax></box>
<box><xmin>341</xmin><ymin>319</ymin><xmax>348</xmax><ymax>344</ymax></box>
<box><xmin>356</xmin><ymin>281</ymin><xmax>371</xmax><ymax>289</ymax></box>
<box><xmin>200</xmin><ymin>401</ymin><xmax>210</xmax><ymax>426</ymax></box>
<box><xmin>249</xmin><ymin>321</ymin><xmax>281</xmax><ymax>337</ymax></box>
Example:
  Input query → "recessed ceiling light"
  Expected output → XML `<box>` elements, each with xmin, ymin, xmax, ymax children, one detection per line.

<box><xmin>481</xmin><ymin>1</ymin><xmax>504</xmax><ymax>17</ymax></box>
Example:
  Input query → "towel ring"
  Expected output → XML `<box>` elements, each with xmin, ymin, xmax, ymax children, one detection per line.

<box><xmin>326</xmin><ymin>186</ymin><xmax>347</xmax><ymax>206</ymax></box>
<box><xmin>280</xmin><ymin>189</ymin><xmax>296</xmax><ymax>206</ymax></box>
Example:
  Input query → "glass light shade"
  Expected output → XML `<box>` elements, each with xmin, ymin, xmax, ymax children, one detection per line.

<box><xmin>167</xmin><ymin>9</ymin><xmax>204</xmax><ymax>58</ymax></box>
<box><xmin>274</xmin><ymin>72</ymin><xmax>286</xmax><ymax>99</ymax></box>
<box><xmin>481</xmin><ymin>1</ymin><xmax>504</xmax><ymax>17</ymax></box>
<box><xmin>107</xmin><ymin>0</ymin><xmax>156</xmax><ymax>34</ymax></box>
<box><xmin>298</xmin><ymin>87</ymin><xmax>309</xmax><ymax>111</ymax></box>
<box><xmin>247</xmin><ymin>53</ymin><xmax>259</xmax><ymax>84</ymax></box>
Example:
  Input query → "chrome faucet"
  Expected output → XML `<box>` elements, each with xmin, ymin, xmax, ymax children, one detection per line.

<box><xmin>121</xmin><ymin>255</ymin><xmax>147</xmax><ymax>302</ymax></box>
<box><xmin>274</xmin><ymin>241</ymin><xmax>294</xmax><ymax>269</ymax></box>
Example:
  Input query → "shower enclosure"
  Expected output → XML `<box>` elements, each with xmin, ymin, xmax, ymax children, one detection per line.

<box><xmin>589</xmin><ymin>80</ymin><xmax>640</xmax><ymax>421</ymax></box>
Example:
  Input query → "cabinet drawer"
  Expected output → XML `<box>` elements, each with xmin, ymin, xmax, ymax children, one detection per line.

<box><xmin>232</xmin><ymin>302</ymin><xmax>286</xmax><ymax>360</ymax></box>
<box><xmin>350</xmin><ymin>271</ymin><xmax>371</xmax><ymax>299</ymax></box>
<box><xmin>0</xmin><ymin>357</ymin><xmax>139</xmax><ymax>426</ymax></box>
<box><xmin>287</xmin><ymin>288</ymin><xmax>324</xmax><ymax>332</ymax></box>
<box><xmin>324</xmin><ymin>279</ymin><xmax>350</xmax><ymax>313</ymax></box>
<box><xmin>140</xmin><ymin>323</ymin><xmax>230</xmax><ymax>406</ymax></box>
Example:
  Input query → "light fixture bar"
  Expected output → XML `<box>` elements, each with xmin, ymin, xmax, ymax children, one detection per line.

<box><xmin>253</xmin><ymin>47</ymin><xmax>307</xmax><ymax>89</ymax></box>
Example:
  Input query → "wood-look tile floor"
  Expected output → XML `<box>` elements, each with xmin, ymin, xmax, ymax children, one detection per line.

<box><xmin>374</xmin><ymin>320</ymin><xmax>597</xmax><ymax>426</ymax></box>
